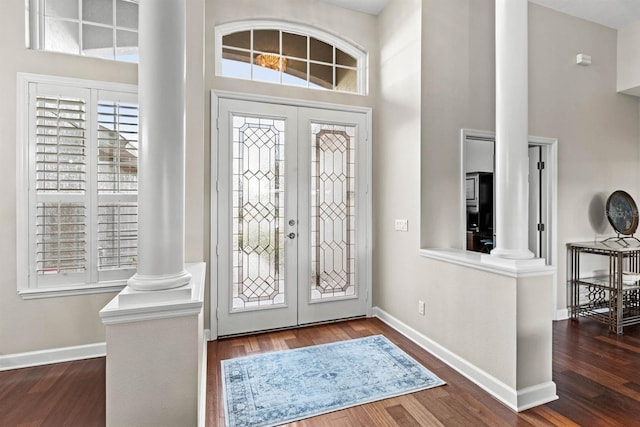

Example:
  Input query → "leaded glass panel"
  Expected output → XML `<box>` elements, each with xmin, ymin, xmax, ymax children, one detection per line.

<box><xmin>232</xmin><ymin>115</ymin><xmax>286</xmax><ymax>310</ymax></box>
<box><xmin>310</xmin><ymin>123</ymin><xmax>356</xmax><ymax>300</ymax></box>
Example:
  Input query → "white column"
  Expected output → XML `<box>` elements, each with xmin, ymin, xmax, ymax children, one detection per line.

<box><xmin>492</xmin><ymin>0</ymin><xmax>534</xmax><ymax>260</ymax></box>
<box><xmin>127</xmin><ymin>0</ymin><xmax>192</xmax><ymax>290</ymax></box>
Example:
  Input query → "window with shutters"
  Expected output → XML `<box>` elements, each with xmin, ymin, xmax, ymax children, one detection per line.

<box><xmin>17</xmin><ymin>73</ymin><xmax>138</xmax><ymax>298</ymax></box>
<box><xmin>27</xmin><ymin>0</ymin><xmax>139</xmax><ymax>62</ymax></box>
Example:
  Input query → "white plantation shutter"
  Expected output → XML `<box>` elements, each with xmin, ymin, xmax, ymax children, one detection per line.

<box><xmin>36</xmin><ymin>202</ymin><xmax>87</xmax><ymax>275</ymax></box>
<box><xmin>97</xmin><ymin>203</ymin><xmax>138</xmax><ymax>270</ymax></box>
<box><xmin>20</xmin><ymin>77</ymin><xmax>138</xmax><ymax>294</ymax></box>
<box><xmin>96</xmin><ymin>92</ymin><xmax>138</xmax><ymax>282</ymax></box>
<box><xmin>35</xmin><ymin>95</ymin><xmax>87</xmax><ymax>192</ymax></box>
<box><xmin>30</xmin><ymin>85</ymin><xmax>90</xmax><ymax>287</ymax></box>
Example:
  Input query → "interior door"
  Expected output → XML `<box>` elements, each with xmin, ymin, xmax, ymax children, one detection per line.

<box><xmin>528</xmin><ymin>144</ymin><xmax>547</xmax><ymax>260</ymax></box>
<box><xmin>216</xmin><ymin>98</ymin><xmax>370</xmax><ymax>336</ymax></box>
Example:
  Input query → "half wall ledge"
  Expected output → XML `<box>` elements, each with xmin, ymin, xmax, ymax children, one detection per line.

<box><xmin>419</xmin><ymin>248</ymin><xmax>555</xmax><ymax>278</ymax></box>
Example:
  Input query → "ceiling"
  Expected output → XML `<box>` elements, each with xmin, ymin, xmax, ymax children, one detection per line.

<box><xmin>529</xmin><ymin>0</ymin><xmax>640</xmax><ymax>29</ymax></box>
<box><xmin>320</xmin><ymin>0</ymin><xmax>640</xmax><ymax>30</ymax></box>
<box><xmin>318</xmin><ymin>0</ymin><xmax>389</xmax><ymax>16</ymax></box>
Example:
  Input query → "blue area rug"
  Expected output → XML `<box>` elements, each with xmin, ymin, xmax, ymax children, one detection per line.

<box><xmin>221</xmin><ymin>335</ymin><xmax>446</xmax><ymax>427</ymax></box>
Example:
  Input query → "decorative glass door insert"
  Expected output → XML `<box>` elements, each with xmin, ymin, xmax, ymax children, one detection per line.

<box><xmin>216</xmin><ymin>98</ymin><xmax>369</xmax><ymax>336</ymax></box>
<box><xmin>310</xmin><ymin>123</ymin><xmax>356</xmax><ymax>300</ymax></box>
<box><xmin>232</xmin><ymin>116</ymin><xmax>286</xmax><ymax>310</ymax></box>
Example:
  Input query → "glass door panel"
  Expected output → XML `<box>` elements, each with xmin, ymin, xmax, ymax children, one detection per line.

<box><xmin>232</xmin><ymin>116</ymin><xmax>286</xmax><ymax>310</ymax></box>
<box><xmin>216</xmin><ymin>98</ymin><xmax>370</xmax><ymax>336</ymax></box>
<box><xmin>217</xmin><ymin>99</ymin><xmax>298</xmax><ymax>336</ymax></box>
<box><xmin>310</xmin><ymin>123</ymin><xmax>356</xmax><ymax>301</ymax></box>
<box><xmin>297</xmin><ymin>107</ymin><xmax>369</xmax><ymax>325</ymax></box>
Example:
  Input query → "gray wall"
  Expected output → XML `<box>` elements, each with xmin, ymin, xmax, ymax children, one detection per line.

<box><xmin>405</xmin><ymin>0</ymin><xmax>638</xmax><ymax>317</ymax></box>
<box><xmin>205</xmin><ymin>0</ymin><xmax>379</xmax><ymax>331</ymax></box>
<box><xmin>0</xmin><ymin>1</ymin><xmax>135</xmax><ymax>355</ymax></box>
<box><xmin>3</xmin><ymin>0</ymin><xmax>639</xmax><ymax>357</ymax></box>
<box><xmin>0</xmin><ymin>0</ymin><xmax>206</xmax><ymax>355</ymax></box>
<box><xmin>0</xmin><ymin>0</ymin><xmax>379</xmax><ymax>356</ymax></box>
<box><xmin>372</xmin><ymin>0</ymin><xmax>637</xmax><ymax>386</ymax></box>
<box><xmin>529</xmin><ymin>3</ymin><xmax>640</xmax><ymax>311</ymax></box>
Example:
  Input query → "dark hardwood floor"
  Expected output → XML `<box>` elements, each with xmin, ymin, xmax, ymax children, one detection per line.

<box><xmin>3</xmin><ymin>317</ymin><xmax>640</xmax><ymax>426</ymax></box>
<box><xmin>0</xmin><ymin>357</ymin><xmax>105</xmax><ymax>426</ymax></box>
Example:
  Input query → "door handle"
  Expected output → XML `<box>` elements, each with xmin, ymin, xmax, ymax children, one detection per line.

<box><xmin>287</xmin><ymin>232</ymin><xmax>296</xmax><ymax>239</ymax></box>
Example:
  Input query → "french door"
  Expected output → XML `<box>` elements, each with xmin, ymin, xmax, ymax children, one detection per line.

<box><xmin>216</xmin><ymin>98</ymin><xmax>370</xmax><ymax>336</ymax></box>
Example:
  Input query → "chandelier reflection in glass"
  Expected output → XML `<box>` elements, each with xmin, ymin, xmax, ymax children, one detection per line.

<box><xmin>255</xmin><ymin>53</ymin><xmax>287</xmax><ymax>71</ymax></box>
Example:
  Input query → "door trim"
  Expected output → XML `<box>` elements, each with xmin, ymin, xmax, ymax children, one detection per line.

<box><xmin>460</xmin><ymin>129</ymin><xmax>559</xmax><ymax>319</ymax></box>
<box><xmin>210</xmin><ymin>91</ymin><xmax>373</xmax><ymax>339</ymax></box>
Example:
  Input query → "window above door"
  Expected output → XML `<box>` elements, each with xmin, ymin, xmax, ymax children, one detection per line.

<box><xmin>215</xmin><ymin>21</ymin><xmax>367</xmax><ymax>95</ymax></box>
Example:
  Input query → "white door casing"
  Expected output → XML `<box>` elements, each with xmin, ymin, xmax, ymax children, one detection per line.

<box><xmin>212</xmin><ymin>94</ymin><xmax>371</xmax><ymax>337</ymax></box>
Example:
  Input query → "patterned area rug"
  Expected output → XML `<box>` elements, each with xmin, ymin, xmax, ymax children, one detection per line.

<box><xmin>221</xmin><ymin>335</ymin><xmax>446</xmax><ymax>427</ymax></box>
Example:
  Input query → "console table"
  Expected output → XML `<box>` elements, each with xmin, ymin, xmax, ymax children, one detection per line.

<box><xmin>568</xmin><ymin>241</ymin><xmax>640</xmax><ymax>333</ymax></box>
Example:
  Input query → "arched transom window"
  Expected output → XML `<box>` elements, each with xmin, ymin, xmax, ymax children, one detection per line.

<box><xmin>215</xmin><ymin>22</ymin><xmax>366</xmax><ymax>94</ymax></box>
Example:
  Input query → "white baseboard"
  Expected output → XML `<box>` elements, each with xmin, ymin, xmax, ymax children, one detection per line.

<box><xmin>372</xmin><ymin>307</ymin><xmax>557</xmax><ymax>412</ymax></box>
<box><xmin>555</xmin><ymin>308</ymin><xmax>569</xmax><ymax>321</ymax></box>
<box><xmin>0</xmin><ymin>329</ymin><xmax>214</xmax><ymax>373</ymax></box>
<box><xmin>198</xmin><ymin>329</ymin><xmax>209</xmax><ymax>427</ymax></box>
<box><xmin>0</xmin><ymin>342</ymin><xmax>106</xmax><ymax>371</ymax></box>
<box><xmin>517</xmin><ymin>381</ymin><xmax>559</xmax><ymax>411</ymax></box>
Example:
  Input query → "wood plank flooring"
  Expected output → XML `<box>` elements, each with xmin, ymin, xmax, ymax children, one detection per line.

<box><xmin>3</xmin><ymin>317</ymin><xmax>640</xmax><ymax>426</ymax></box>
<box><xmin>0</xmin><ymin>357</ymin><xmax>105</xmax><ymax>427</ymax></box>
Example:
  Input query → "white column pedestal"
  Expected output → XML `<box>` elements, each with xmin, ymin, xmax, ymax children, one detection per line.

<box><xmin>100</xmin><ymin>263</ymin><xmax>206</xmax><ymax>427</ymax></box>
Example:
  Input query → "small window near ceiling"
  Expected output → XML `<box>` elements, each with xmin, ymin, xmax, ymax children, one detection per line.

<box><xmin>216</xmin><ymin>22</ymin><xmax>366</xmax><ymax>95</ymax></box>
<box><xmin>30</xmin><ymin>0</ymin><xmax>139</xmax><ymax>62</ymax></box>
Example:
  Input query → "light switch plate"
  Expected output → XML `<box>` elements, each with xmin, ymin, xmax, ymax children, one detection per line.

<box><xmin>395</xmin><ymin>219</ymin><xmax>408</xmax><ymax>232</ymax></box>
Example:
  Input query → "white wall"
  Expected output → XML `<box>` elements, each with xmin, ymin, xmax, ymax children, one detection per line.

<box><xmin>374</xmin><ymin>0</ymin><xmax>422</xmax><ymax>313</ymax></box>
<box><xmin>0</xmin><ymin>1</ymin><xmax>135</xmax><ymax>355</ymax></box>
<box><xmin>0</xmin><ymin>0</ymin><xmax>206</xmax><ymax>356</ymax></box>
<box><xmin>1</xmin><ymin>0</ymin><xmax>375</xmax><ymax>358</ymax></box>
<box><xmin>374</xmin><ymin>0</ymin><xmax>526</xmax><ymax>388</ymax></box>
<box><xmin>4</xmin><ymin>0</ymin><xmax>639</xmax><ymax>361</ymax></box>
<box><xmin>617</xmin><ymin>20</ymin><xmax>640</xmax><ymax>96</ymax></box>
<box><xmin>420</xmin><ymin>0</ymin><xmax>496</xmax><ymax>248</ymax></box>
<box><xmin>374</xmin><ymin>0</ymin><xmax>622</xmax><ymax>395</ymax></box>
<box><xmin>387</xmin><ymin>0</ymin><xmax>639</xmax><ymax>319</ymax></box>
<box><xmin>528</xmin><ymin>4</ymin><xmax>640</xmax><ymax>312</ymax></box>
<box><xmin>206</xmin><ymin>0</ymin><xmax>378</xmax><ymax>330</ymax></box>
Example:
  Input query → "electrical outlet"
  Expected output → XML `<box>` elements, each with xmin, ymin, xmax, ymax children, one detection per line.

<box><xmin>418</xmin><ymin>300</ymin><xmax>425</xmax><ymax>315</ymax></box>
<box><xmin>395</xmin><ymin>219</ymin><xmax>408</xmax><ymax>232</ymax></box>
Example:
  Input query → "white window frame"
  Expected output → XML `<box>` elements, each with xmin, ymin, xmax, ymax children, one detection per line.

<box><xmin>17</xmin><ymin>73</ymin><xmax>138</xmax><ymax>299</ymax></box>
<box><xmin>28</xmin><ymin>0</ymin><xmax>139</xmax><ymax>62</ymax></box>
<box><xmin>215</xmin><ymin>20</ymin><xmax>368</xmax><ymax>95</ymax></box>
